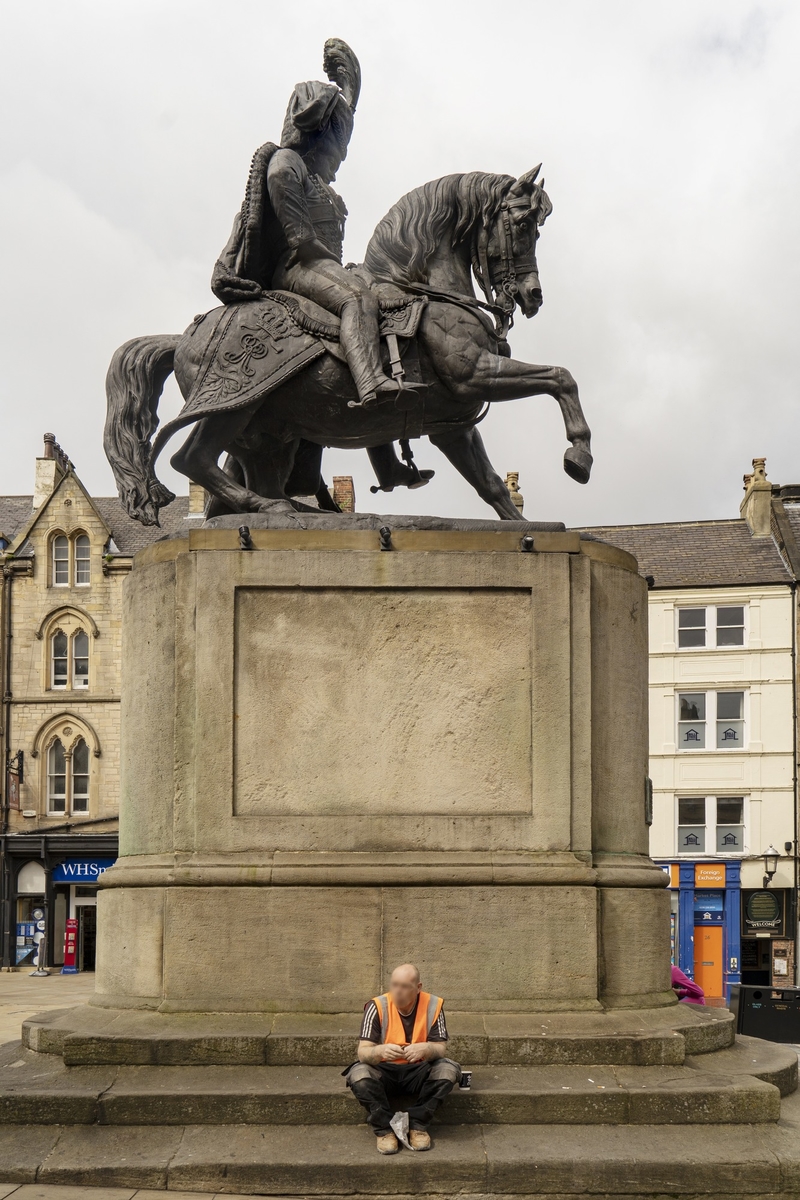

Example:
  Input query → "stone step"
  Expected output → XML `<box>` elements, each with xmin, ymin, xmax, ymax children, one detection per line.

<box><xmin>0</xmin><ymin>1040</ymin><xmax>791</xmax><ymax>1126</ymax></box>
<box><xmin>22</xmin><ymin>1003</ymin><xmax>736</xmax><ymax>1066</ymax></box>
<box><xmin>5</xmin><ymin>1095</ymin><xmax>800</xmax><ymax>1197</ymax></box>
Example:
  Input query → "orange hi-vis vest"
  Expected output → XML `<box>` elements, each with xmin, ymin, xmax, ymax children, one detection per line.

<box><xmin>373</xmin><ymin>991</ymin><xmax>444</xmax><ymax>1050</ymax></box>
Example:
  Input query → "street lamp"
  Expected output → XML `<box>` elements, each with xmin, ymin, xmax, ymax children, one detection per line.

<box><xmin>763</xmin><ymin>845</ymin><xmax>780</xmax><ymax>889</ymax></box>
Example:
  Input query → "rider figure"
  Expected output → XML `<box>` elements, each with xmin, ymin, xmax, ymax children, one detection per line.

<box><xmin>212</xmin><ymin>42</ymin><xmax>404</xmax><ymax>410</ymax></box>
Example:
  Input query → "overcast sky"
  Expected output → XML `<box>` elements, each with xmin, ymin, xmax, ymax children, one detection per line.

<box><xmin>1</xmin><ymin>0</ymin><xmax>798</xmax><ymax>527</ymax></box>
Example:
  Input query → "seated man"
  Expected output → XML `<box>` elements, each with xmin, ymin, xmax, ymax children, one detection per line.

<box><xmin>345</xmin><ymin>963</ymin><xmax>461</xmax><ymax>1155</ymax></box>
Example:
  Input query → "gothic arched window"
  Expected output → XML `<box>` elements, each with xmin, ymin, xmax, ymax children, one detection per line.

<box><xmin>46</xmin><ymin>736</ymin><xmax>92</xmax><ymax>816</ymax></box>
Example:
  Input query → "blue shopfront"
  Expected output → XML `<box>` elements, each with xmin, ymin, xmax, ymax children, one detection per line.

<box><xmin>1</xmin><ymin>834</ymin><xmax>117</xmax><ymax>972</ymax></box>
<box><xmin>658</xmin><ymin>860</ymin><xmax>742</xmax><ymax>1004</ymax></box>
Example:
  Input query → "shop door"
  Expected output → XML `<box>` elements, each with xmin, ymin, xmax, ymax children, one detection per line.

<box><xmin>78</xmin><ymin>905</ymin><xmax>97</xmax><ymax>972</ymax></box>
<box><xmin>694</xmin><ymin>925</ymin><xmax>723</xmax><ymax>999</ymax></box>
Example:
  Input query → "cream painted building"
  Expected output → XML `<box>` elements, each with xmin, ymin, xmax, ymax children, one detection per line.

<box><xmin>582</xmin><ymin>460</ymin><xmax>800</xmax><ymax>1002</ymax></box>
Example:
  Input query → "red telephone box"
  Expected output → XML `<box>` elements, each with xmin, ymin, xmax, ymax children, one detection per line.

<box><xmin>61</xmin><ymin>917</ymin><xmax>79</xmax><ymax>974</ymax></box>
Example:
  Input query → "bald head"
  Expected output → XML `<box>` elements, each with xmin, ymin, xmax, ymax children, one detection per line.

<box><xmin>389</xmin><ymin>963</ymin><xmax>421</xmax><ymax>1013</ymax></box>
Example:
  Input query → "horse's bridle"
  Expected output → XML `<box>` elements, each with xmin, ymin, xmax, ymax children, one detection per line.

<box><xmin>472</xmin><ymin>200</ymin><xmax>538</xmax><ymax>338</ymax></box>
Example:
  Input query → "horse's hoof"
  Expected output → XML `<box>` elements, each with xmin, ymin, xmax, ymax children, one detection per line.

<box><xmin>564</xmin><ymin>445</ymin><xmax>592</xmax><ymax>484</ymax></box>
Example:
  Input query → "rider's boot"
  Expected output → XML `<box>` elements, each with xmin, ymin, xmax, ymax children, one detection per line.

<box><xmin>340</xmin><ymin>296</ymin><xmax>424</xmax><ymax>408</ymax></box>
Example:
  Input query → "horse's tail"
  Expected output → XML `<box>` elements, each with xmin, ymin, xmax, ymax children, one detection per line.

<box><xmin>103</xmin><ymin>335</ymin><xmax>180</xmax><ymax>527</ymax></box>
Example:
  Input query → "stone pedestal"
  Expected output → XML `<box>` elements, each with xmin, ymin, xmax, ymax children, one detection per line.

<box><xmin>93</xmin><ymin>524</ymin><xmax>672</xmax><ymax>1015</ymax></box>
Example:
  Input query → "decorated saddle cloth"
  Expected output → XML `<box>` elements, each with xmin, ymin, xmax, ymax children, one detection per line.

<box><xmin>152</xmin><ymin>288</ymin><xmax>426</xmax><ymax>458</ymax></box>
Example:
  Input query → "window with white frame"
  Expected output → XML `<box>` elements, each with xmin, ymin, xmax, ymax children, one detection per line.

<box><xmin>676</xmin><ymin>604</ymin><xmax>745</xmax><ymax>649</ymax></box>
<box><xmin>49</xmin><ymin>627</ymin><xmax>89</xmax><ymax>690</ymax></box>
<box><xmin>74</xmin><ymin>535</ymin><xmax>91</xmax><ymax>585</ymax></box>
<box><xmin>72</xmin><ymin>631</ymin><xmax>89</xmax><ymax>688</ymax></box>
<box><xmin>52</xmin><ymin>536</ymin><xmax>69</xmax><ymax>586</ymax></box>
<box><xmin>47</xmin><ymin>739</ymin><xmax>67</xmax><ymax>813</ymax></box>
<box><xmin>51</xmin><ymin>631</ymin><xmax>68</xmax><ymax>688</ymax></box>
<box><xmin>50</xmin><ymin>533</ymin><xmax>92</xmax><ymax>587</ymax></box>
<box><xmin>677</xmin><ymin>691</ymin><xmax>745</xmax><ymax>750</ymax></box>
<box><xmin>677</xmin><ymin>796</ymin><xmax>745</xmax><ymax>855</ymax></box>
<box><xmin>47</xmin><ymin>737</ymin><xmax>91</xmax><ymax>815</ymax></box>
<box><xmin>71</xmin><ymin>740</ymin><xmax>89</xmax><ymax>812</ymax></box>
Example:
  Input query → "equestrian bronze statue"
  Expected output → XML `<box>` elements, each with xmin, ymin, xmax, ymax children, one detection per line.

<box><xmin>104</xmin><ymin>38</ymin><xmax>592</xmax><ymax>524</ymax></box>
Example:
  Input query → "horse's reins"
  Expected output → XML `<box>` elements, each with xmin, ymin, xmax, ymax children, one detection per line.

<box><xmin>402</xmin><ymin>198</ymin><xmax>535</xmax><ymax>343</ymax></box>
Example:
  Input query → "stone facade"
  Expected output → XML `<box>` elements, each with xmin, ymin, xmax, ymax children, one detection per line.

<box><xmin>0</xmin><ymin>440</ymin><xmax>191</xmax><ymax>969</ymax></box>
<box><xmin>579</xmin><ymin>459</ymin><xmax>800</xmax><ymax>1000</ymax></box>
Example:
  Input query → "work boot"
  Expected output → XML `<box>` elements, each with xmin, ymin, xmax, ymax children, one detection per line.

<box><xmin>376</xmin><ymin>1131</ymin><xmax>400</xmax><ymax>1155</ymax></box>
<box><xmin>409</xmin><ymin>1129</ymin><xmax>431</xmax><ymax>1151</ymax></box>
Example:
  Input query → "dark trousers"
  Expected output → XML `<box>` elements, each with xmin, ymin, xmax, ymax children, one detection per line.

<box><xmin>345</xmin><ymin>1059</ymin><xmax>461</xmax><ymax>1136</ymax></box>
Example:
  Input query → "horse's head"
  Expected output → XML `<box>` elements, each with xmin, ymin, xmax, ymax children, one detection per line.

<box><xmin>484</xmin><ymin>165</ymin><xmax>552</xmax><ymax>320</ymax></box>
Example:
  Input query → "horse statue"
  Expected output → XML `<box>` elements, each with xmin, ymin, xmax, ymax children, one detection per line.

<box><xmin>104</xmin><ymin>167</ymin><xmax>592</xmax><ymax>524</ymax></box>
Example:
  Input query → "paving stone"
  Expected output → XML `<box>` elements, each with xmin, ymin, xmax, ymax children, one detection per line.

<box><xmin>0</xmin><ymin>1186</ymin><xmax>18</xmax><ymax>1199</ymax></box>
<box><xmin>131</xmin><ymin>1192</ymin><xmax>214</xmax><ymax>1199</ymax></box>
<box><xmin>482</xmin><ymin>1121</ymin><xmax>786</xmax><ymax>1194</ymax></box>
<box><xmin>168</xmin><ymin>1123</ymin><xmax>488</xmax><ymax>1194</ymax></box>
<box><xmin>266</xmin><ymin>1014</ymin><xmax>362</xmax><ymax>1066</ymax></box>
<box><xmin>0</xmin><ymin>1128</ymin><xmax>62</xmax><ymax>1184</ymax></box>
<box><xmin>685</xmin><ymin>1033</ymin><xmax>798</xmax><ymax>1096</ymax></box>
<box><xmin>37</xmin><ymin>1127</ymin><xmax>184</xmax><ymax>1190</ymax></box>
<box><xmin>10</xmin><ymin>1186</ymin><xmax>137</xmax><ymax>1199</ymax></box>
<box><xmin>0</xmin><ymin>1048</ymin><xmax>116</xmax><ymax>1125</ymax></box>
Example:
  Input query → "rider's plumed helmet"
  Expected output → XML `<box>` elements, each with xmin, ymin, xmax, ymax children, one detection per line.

<box><xmin>280</xmin><ymin>39</ymin><xmax>361</xmax><ymax>161</ymax></box>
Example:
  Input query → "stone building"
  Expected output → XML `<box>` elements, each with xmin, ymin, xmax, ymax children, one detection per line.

<box><xmin>0</xmin><ymin>436</ymin><xmax>190</xmax><ymax>971</ymax></box>
<box><xmin>580</xmin><ymin>460</ymin><xmax>800</xmax><ymax>1003</ymax></box>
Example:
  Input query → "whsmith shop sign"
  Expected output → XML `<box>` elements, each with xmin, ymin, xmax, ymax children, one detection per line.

<box><xmin>51</xmin><ymin>859</ymin><xmax>116</xmax><ymax>884</ymax></box>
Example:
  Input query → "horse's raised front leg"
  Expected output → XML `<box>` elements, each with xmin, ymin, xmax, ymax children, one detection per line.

<box><xmin>429</xmin><ymin>426</ymin><xmax>521</xmax><ymax>520</ymax></box>
<box><xmin>480</xmin><ymin>356</ymin><xmax>592</xmax><ymax>484</ymax></box>
<box><xmin>422</xmin><ymin>307</ymin><xmax>592</xmax><ymax>483</ymax></box>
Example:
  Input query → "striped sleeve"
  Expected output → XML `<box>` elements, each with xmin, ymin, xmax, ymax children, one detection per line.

<box><xmin>428</xmin><ymin>1005</ymin><xmax>448</xmax><ymax>1042</ymax></box>
<box><xmin>360</xmin><ymin>1001</ymin><xmax>381</xmax><ymax>1042</ymax></box>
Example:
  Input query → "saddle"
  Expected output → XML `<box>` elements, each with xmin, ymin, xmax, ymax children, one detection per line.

<box><xmin>150</xmin><ymin>279</ymin><xmax>428</xmax><ymax>460</ymax></box>
<box><xmin>269</xmin><ymin>283</ymin><xmax>427</xmax><ymax>386</ymax></box>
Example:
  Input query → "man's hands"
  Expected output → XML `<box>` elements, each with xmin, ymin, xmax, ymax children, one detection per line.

<box><xmin>357</xmin><ymin>1039</ymin><xmax>446</xmax><ymax>1066</ymax></box>
<box><xmin>402</xmin><ymin>1042</ymin><xmax>436</xmax><ymax>1063</ymax></box>
<box><xmin>380</xmin><ymin>1043</ymin><xmax>407</xmax><ymax>1062</ymax></box>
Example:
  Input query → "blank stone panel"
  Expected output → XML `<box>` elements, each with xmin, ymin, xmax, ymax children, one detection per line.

<box><xmin>233</xmin><ymin>587</ymin><xmax>532</xmax><ymax>817</ymax></box>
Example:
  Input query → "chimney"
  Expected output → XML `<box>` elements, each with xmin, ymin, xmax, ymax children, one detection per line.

<box><xmin>332</xmin><ymin>476</ymin><xmax>356</xmax><ymax>513</ymax></box>
<box><xmin>740</xmin><ymin>457</ymin><xmax>772</xmax><ymax>538</ymax></box>
<box><xmin>33</xmin><ymin>433</ymin><xmax>68</xmax><ymax>509</ymax></box>
<box><xmin>505</xmin><ymin>471</ymin><xmax>525</xmax><ymax>515</ymax></box>
<box><xmin>188</xmin><ymin>481</ymin><xmax>207</xmax><ymax>516</ymax></box>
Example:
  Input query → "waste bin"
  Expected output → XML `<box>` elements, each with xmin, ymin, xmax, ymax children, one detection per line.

<box><xmin>730</xmin><ymin>984</ymin><xmax>800</xmax><ymax>1043</ymax></box>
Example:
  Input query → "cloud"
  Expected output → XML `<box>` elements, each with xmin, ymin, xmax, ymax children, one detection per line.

<box><xmin>1</xmin><ymin>0</ymin><xmax>798</xmax><ymax>526</ymax></box>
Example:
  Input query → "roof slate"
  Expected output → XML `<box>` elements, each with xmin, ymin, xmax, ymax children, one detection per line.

<box><xmin>576</xmin><ymin>519</ymin><xmax>792</xmax><ymax>589</ymax></box>
<box><xmin>0</xmin><ymin>493</ymin><xmax>192</xmax><ymax>555</ymax></box>
<box><xmin>0</xmin><ymin>497</ymin><xmax>36</xmax><ymax>543</ymax></box>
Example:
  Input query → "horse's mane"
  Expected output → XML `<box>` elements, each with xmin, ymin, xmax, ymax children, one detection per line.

<box><xmin>364</xmin><ymin>172</ymin><xmax>515</xmax><ymax>285</ymax></box>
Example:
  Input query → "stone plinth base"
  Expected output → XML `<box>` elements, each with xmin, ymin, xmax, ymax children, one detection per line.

<box><xmin>23</xmin><ymin>1001</ymin><xmax>738</xmax><ymax>1065</ymax></box>
<box><xmin>96</xmin><ymin>527</ymin><xmax>670</xmax><ymax>1015</ymax></box>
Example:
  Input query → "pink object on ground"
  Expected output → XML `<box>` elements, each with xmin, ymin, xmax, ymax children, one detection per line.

<box><xmin>671</xmin><ymin>964</ymin><xmax>706</xmax><ymax>1005</ymax></box>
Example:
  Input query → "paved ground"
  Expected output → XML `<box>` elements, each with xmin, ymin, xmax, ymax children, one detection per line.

<box><xmin>0</xmin><ymin>972</ymin><xmax>95</xmax><ymax>1047</ymax></box>
<box><xmin>0</xmin><ymin>1188</ymin><xmax>241</xmax><ymax>1198</ymax></box>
